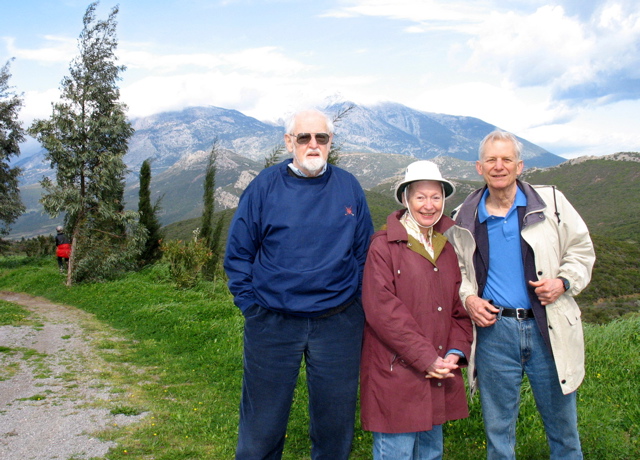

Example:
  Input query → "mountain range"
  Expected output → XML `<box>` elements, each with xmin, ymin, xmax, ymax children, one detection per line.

<box><xmin>160</xmin><ymin>152</ymin><xmax>640</xmax><ymax>244</ymax></box>
<box><xmin>15</xmin><ymin>101</ymin><xmax>562</xmax><ymax>184</ymax></box>
<box><xmin>11</xmin><ymin>101</ymin><xmax>567</xmax><ymax>239</ymax></box>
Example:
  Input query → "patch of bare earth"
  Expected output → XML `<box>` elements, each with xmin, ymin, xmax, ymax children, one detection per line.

<box><xmin>0</xmin><ymin>291</ymin><xmax>147</xmax><ymax>460</ymax></box>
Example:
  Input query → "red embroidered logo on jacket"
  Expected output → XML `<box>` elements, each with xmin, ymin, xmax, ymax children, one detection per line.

<box><xmin>345</xmin><ymin>206</ymin><xmax>355</xmax><ymax>216</ymax></box>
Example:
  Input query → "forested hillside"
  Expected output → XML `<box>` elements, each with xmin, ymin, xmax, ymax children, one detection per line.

<box><xmin>522</xmin><ymin>154</ymin><xmax>640</xmax><ymax>242</ymax></box>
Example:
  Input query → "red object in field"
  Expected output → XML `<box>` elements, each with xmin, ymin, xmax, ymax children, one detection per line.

<box><xmin>56</xmin><ymin>243</ymin><xmax>71</xmax><ymax>258</ymax></box>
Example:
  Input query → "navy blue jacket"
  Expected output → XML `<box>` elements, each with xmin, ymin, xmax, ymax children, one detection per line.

<box><xmin>224</xmin><ymin>159</ymin><xmax>374</xmax><ymax>316</ymax></box>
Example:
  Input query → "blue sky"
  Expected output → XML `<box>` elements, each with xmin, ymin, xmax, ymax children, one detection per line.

<box><xmin>2</xmin><ymin>0</ymin><xmax>640</xmax><ymax>159</ymax></box>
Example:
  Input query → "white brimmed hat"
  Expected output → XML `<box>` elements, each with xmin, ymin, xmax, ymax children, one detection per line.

<box><xmin>394</xmin><ymin>160</ymin><xmax>456</xmax><ymax>206</ymax></box>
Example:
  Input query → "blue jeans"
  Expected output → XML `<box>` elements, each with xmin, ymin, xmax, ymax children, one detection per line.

<box><xmin>236</xmin><ymin>300</ymin><xmax>364</xmax><ymax>460</ymax></box>
<box><xmin>373</xmin><ymin>426</ymin><xmax>443</xmax><ymax>460</ymax></box>
<box><xmin>475</xmin><ymin>315</ymin><xmax>583</xmax><ymax>460</ymax></box>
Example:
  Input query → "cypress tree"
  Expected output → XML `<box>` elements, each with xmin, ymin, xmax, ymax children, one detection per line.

<box><xmin>138</xmin><ymin>159</ymin><xmax>163</xmax><ymax>265</ymax></box>
<box><xmin>201</xmin><ymin>140</ymin><xmax>224</xmax><ymax>280</ymax></box>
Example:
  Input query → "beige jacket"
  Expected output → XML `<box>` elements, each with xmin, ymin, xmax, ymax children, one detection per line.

<box><xmin>449</xmin><ymin>182</ymin><xmax>595</xmax><ymax>395</ymax></box>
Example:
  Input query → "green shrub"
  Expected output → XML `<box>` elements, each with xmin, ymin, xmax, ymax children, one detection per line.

<box><xmin>160</xmin><ymin>229</ymin><xmax>212</xmax><ymax>288</ymax></box>
<box><xmin>70</xmin><ymin>212</ymin><xmax>148</xmax><ymax>284</ymax></box>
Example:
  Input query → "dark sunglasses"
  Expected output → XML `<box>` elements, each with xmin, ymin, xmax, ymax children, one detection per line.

<box><xmin>289</xmin><ymin>132</ymin><xmax>331</xmax><ymax>145</ymax></box>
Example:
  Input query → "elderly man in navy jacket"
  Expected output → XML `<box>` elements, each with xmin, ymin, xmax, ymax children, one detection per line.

<box><xmin>224</xmin><ymin>109</ymin><xmax>374</xmax><ymax>459</ymax></box>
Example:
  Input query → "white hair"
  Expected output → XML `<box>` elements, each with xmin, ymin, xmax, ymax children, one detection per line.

<box><xmin>478</xmin><ymin>130</ymin><xmax>523</xmax><ymax>161</ymax></box>
<box><xmin>285</xmin><ymin>109</ymin><xmax>334</xmax><ymax>134</ymax></box>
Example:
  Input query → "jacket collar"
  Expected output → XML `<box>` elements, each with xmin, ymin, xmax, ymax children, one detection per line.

<box><xmin>455</xmin><ymin>180</ymin><xmax>547</xmax><ymax>231</ymax></box>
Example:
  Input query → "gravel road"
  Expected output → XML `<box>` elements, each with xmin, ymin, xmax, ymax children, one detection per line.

<box><xmin>0</xmin><ymin>291</ymin><xmax>147</xmax><ymax>460</ymax></box>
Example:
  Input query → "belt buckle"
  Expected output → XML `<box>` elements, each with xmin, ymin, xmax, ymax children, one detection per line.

<box><xmin>516</xmin><ymin>308</ymin><xmax>527</xmax><ymax>320</ymax></box>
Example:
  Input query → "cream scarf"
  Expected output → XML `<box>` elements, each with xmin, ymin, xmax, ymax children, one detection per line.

<box><xmin>400</xmin><ymin>211</ymin><xmax>434</xmax><ymax>258</ymax></box>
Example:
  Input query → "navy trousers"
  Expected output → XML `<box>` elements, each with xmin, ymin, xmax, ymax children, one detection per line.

<box><xmin>236</xmin><ymin>300</ymin><xmax>365</xmax><ymax>460</ymax></box>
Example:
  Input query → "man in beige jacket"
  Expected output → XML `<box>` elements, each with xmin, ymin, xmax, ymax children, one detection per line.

<box><xmin>450</xmin><ymin>130</ymin><xmax>595</xmax><ymax>460</ymax></box>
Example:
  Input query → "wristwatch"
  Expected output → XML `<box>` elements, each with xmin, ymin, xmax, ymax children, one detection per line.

<box><xmin>558</xmin><ymin>276</ymin><xmax>570</xmax><ymax>292</ymax></box>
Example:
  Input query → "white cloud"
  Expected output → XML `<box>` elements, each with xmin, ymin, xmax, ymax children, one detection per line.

<box><xmin>217</xmin><ymin>47</ymin><xmax>316</xmax><ymax>75</ymax></box>
<box><xmin>467</xmin><ymin>6</ymin><xmax>590</xmax><ymax>86</ymax></box>
<box><xmin>121</xmin><ymin>70</ymin><xmax>377</xmax><ymax>121</ymax></box>
<box><xmin>6</xmin><ymin>33</ymin><xmax>311</xmax><ymax>77</ymax></box>
<box><xmin>121</xmin><ymin>50</ymin><xmax>223</xmax><ymax>72</ymax></box>
<box><xmin>405</xmin><ymin>26</ymin><xmax>426</xmax><ymax>33</ymax></box>
<box><xmin>330</xmin><ymin>1</ymin><xmax>640</xmax><ymax>108</ymax></box>
<box><xmin>523</xmin><ymin>113</ymin><xmax>640</xmax><ymax>159</ymax></box>
<box><xmin>3</xmin><ymin>35</ymin><xmax>76</xmax><ymax>64</ymax></box>
<box><xmin>326</xmin><ymin>0</ymin><xmax>486</xmax><ymax>28</ymax></box>
<box><xmin>21</xmin><ymin>88</ymin><xmax>62</xmax><ymax>124</ymax></box>
<box><xmin>10</xmin><ymin>38</ymin><xmax>322</xmax><ymax>122</ymax></box>
<box><xmin>120</xmin><ymin>45</ymin><xmax>314</xmax><ymax>77</ymax></box>
<box><xmin>410</xmin><ymin>81</ymin><xmax>556</xmax><ymax>130</ymax></box>
<box><xmin>466</xmin><ymin>3</ymin><xmax>640</xmax><ymax>104</ymax></box>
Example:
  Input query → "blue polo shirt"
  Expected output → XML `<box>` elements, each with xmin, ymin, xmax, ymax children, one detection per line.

<box><xmin>479</xmin><ymin>187</ymin><xmax>531</xmax><ymax>310</ymax></box>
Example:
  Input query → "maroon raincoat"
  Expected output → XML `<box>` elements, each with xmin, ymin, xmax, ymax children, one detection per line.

<box><xmin>360</xmin><ymin>210</ymin><xmax>473</xmax><ymax>433</ymax></box>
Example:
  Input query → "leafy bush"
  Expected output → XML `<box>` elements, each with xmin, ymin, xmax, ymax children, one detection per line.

<box><xmin>10</xmin><ymin>235</ymin><xmax>55</xmax><ymax>257</ymax></box>
<box><xmin>161</xmin><ymin>229</ymin><xmax>212</xmax><ymax>288</ymax></box>
<box><xmin>71</xmin><ymin>211</ymin><xmax>147</xmax><ymax>283</ymax></box>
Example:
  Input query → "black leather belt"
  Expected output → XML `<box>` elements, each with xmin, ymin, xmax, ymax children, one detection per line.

<box><xmin>500</xmin><ymin>308</ymin><xmax>535</xmax><ymax>320</ymax></box>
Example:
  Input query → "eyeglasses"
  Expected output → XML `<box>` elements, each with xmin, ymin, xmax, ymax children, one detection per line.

<box><xmin>288</xmin><ymin>132</ymin><xmax>331</xmax><ymax>145</ymax></box>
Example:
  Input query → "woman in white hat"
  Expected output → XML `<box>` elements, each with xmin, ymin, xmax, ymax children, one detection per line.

<box><xmin>360</xmin><ymin>160</ymin><xmax>473</xmax><ymax>459</ymax></box>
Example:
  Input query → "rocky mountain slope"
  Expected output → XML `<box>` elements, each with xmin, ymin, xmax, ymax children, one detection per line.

<box><xmin>10</xmin><ymin>101</ymin><xmax>569</xmax><ymax>238</ymax></box>
<box><xmin>14</xmin><ymin>101</ymin><xmax>563</xmax><ymax>185</ymax></box>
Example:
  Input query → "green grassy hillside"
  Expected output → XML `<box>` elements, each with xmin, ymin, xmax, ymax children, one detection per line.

<box><xmin>522</xmin><ymin>156</ymin><xmax>640</xmax><ymax>242</ymax></box>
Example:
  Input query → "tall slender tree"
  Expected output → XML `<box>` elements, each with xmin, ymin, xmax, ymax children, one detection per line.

<box><xmin>28</xmin><ymin>2</ymin><xmax>142</xmax><ymax>284</ymax></box>
<box><xmin>138</xmin><ymin>159</ymin><xmax>163</xmax><ymax>266</ymax></box>
<box><xmin>0</xmin><ymin>59</ymin><xmax>25</xmax><ymax>236</ymax></box>
<box><xmin>201</xmin><ymin>139</ymin><xmax>225</xmax><ymax>280</ymax></box>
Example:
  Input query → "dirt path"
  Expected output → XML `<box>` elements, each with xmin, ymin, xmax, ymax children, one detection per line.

<box><xmin>0</xmin><ymin>291</ymin><xmax>146</xmax><ymax>460</ymax></box>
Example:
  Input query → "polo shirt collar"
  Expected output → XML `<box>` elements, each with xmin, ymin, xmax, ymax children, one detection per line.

<box><xmin>478</xmin><ymin>186</ymin><xmax>527</xmax><ymax>223</ymax></box>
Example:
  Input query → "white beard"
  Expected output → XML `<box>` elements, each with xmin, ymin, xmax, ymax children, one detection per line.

<box><xmin>300</xmin><ymin>156</ymin><xmax>326</xmax><ymax>176</ymax></box>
